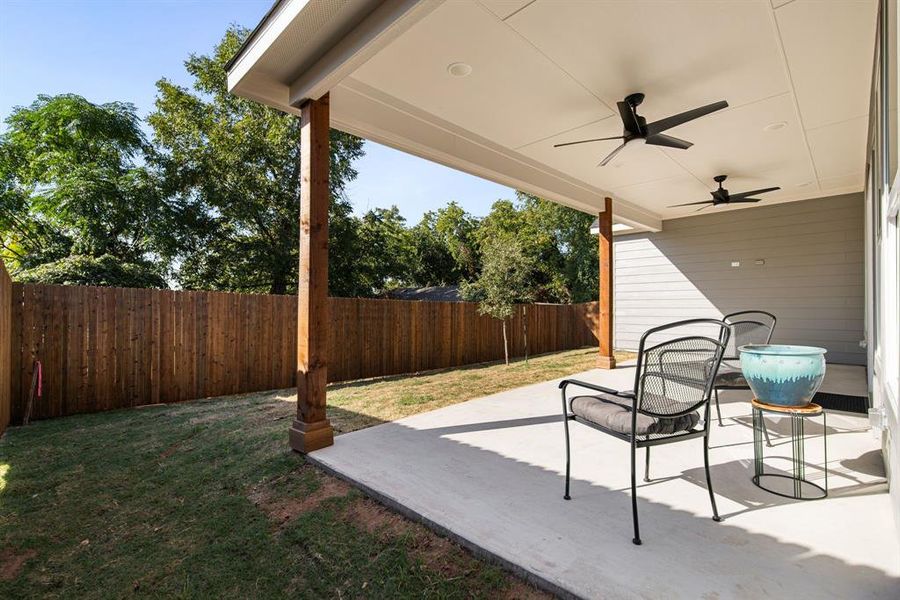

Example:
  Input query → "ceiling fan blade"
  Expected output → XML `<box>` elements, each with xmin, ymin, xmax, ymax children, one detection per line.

<box><xmin>728</xmin><ymin>198</ymin><xmax>762</xmax><ymax>203</ymax></box>
<box><xmin>668</xmin><ymin>200</ymin><xmax>715</xmax><ymax>207</ymax></box>
<box><xmin>645</xmin><ymin>133</ymin><xmax>693</xmax><ymax>150</ymax></box>
<box><xmin>617</xmin><ymin>101</ymin><xmax>642</xmax><ymax>135</ymax></box>
<box><xmin>646</xmin><ymin>100</ymin><xmax>729</xmax><ymax>136</ymax></box>
<box><xmin>695</xmin><ymin>204</ymin><xmax>717</xmax><ymax>212</ymax></box>
<box><xmin>729</xmin><ymin>187</ymin><xmax>780</xmax><ymax>200</ymax></box>
<box><xmin>553</xmin><ymin>136</ymin><xmax>625</xmax><ymax>148</ymax></box>
<box><xmin>598</xmin><ymin>142</ymin><xmax>628</xmax><ymax>167</ymax></box>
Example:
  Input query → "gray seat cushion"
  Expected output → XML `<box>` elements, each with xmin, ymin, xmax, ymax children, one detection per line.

<box><xmin>570</xmin><ymin>392</ymin><xmax>700</xmax><ymax>436</ymax></box>
<box><xmin>714</xmin><ymin>362</ymin><xmax>748</xmax><ymax>388</ymax></box>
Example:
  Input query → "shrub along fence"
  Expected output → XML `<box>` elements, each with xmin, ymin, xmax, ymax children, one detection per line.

<box><xmin>7</xmin><ymin>282</ymin><xmax>600</xmax><ymax>422</ymax></box>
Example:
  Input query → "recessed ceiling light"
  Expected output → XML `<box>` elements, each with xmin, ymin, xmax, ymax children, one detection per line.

<box><xmin>763</xmin><ymin>121</ymin><xmax>788</xmax><ymax>132</ymax></box>
<box><xmin>447</xmin><ymin>62</ymin><xmax>472</xmax><ymax>77</ymax></box>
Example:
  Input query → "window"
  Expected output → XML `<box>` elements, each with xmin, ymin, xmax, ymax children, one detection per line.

<box><xmin>887</xmin><ymin>0</ymin><xmax>898</xmax><ymax>184</ymax></box>
<box><xmin>866</xmin><ymin>0</ymin><xmax>900</xmax><ymax>406</ymax></box>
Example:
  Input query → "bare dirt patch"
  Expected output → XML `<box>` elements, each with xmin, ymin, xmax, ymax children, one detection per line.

<box><xmin>498</xmin><ymin>579</ymin><xmax>551</xmax><ymax>600</ymax></box>
<box><xmin>339</xmin><ymin>495</ymin><xmax>550</xmax><ymax>595</ymax></box>
<box><xmin>343</xmin><ymin>496</ymin><xmax>472</xmax><ymax>579</ymax></box>
<box><xmin>342</xmin><ymin>496</ymin><xmax>414</xmax><ymax>539</ymax></box>
<box><xmin>0</xmin><ymin>547</ymin><xmax>37</xmax><ymax>581</ymax></box>
<box><xmin>340</xmin><ymin>496</ymin><xmax>551</xmax><ymax>596</ymax></box>
<box><xmin>249</xmin><ymin>469</ymin><xmax>351</xmax><ymax>527</ymax></box>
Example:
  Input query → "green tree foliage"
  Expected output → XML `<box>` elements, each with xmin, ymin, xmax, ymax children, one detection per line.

<box><xmin>406</xmin><ymin>202</ymin><xmax>479</xmax><ymax>286</ymax></box>
<box><xmin>461</xmin><ymin>236</ymin><xmax>535</xmax><ymax>365</ymax></box>
<box><xmin>407</xmin><ymin>212</ymin><xmax>458</xmax><ymax>286</ymax></box>
<box><xmin>477</xmin><ymin>193</ymin><xmax>598</xmax><ymax>303</ymax></box>
<box><xmin>148</xmin><ymin>26</ymin><xmax>365</xmax><ymax>295</ymax></box>
<box><xmin>0</xmin><ymin>94</ymin><xmax>169</xmax><ymax>286</ymax></box>
<box><xmin>433</xmin><ymin>201</ymin><xmax>480</xmax><ymax>281</ymax></box>
<box><xmin>15</xmin><ymin>254</ymin><xmax>167</xmax><ymax>288</ymax></box>
<box><xmin>517</xmin><ymin>193</ymin><xmax>598</xmax><ymax>303</ymax></box>
<box><xmin>356</xmin><ymin>206</ymin><xmax>415</xmax><ymax>293</ymax></box>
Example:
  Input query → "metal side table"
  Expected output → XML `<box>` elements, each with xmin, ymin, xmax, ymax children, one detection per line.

<box><xmin>751</xmin><ymin>399</ymin><xmax>827</xmax><ymax>500</ymax></box>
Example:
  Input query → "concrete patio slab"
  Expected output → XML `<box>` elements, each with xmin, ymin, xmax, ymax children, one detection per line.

<box><xmin>310</xmin><ymin>365</ymin><xmax>898</xmax><ymax>599</ymax></box>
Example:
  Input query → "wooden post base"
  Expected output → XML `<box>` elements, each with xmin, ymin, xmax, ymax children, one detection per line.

<box><xmin>597</xmin><ymin>355</ymin><xmax>617</xmax><ymax>370</ymax></box>
<box><xmin>289</xmin><ymin>419</ymin><xmax>334</xmax><ymax>453</ymax></box>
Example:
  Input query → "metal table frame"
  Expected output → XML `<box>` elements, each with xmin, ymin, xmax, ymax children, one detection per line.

<box><xmin>751</xmin><ymin>399</ymin><xmax>827</xmax><ymax>500</ymax></box>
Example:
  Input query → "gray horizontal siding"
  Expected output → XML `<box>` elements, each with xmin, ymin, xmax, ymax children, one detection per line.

<box><xmin>614</xmin><ymin>193</ymin><xmax>865</xmax><ymax>365</ymax></box>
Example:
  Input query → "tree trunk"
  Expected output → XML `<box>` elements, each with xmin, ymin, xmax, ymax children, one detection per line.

<box><xmin>270</xmin><ymin>278</ymin><xmax>287</xmax><ymax>295</ymax></box>
<box><xmin>502</xmin><ymin>319</ymin><xmax>509</xmax><ymax>366</ymax></box>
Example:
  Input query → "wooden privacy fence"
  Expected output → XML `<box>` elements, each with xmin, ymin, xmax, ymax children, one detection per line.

<box><xmin>8</xmin><ymin>283</ymin><xmax>599</xmax><ymax>422</ymax></box>
<box><xmin>0</xmin><ymin>262</ymin><xmax>11</xmax><ymax>435</ymax></box>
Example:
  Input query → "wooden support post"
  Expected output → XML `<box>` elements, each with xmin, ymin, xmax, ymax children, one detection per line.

<box><xmin>597</xmin><ymin>197</ymin><xmax>616</xmax><ymax>369</ymax></box>
<box><xmin>289</xmin><ymin>93</ymin><xmax>334</xmax><ymax>453</ymax></box>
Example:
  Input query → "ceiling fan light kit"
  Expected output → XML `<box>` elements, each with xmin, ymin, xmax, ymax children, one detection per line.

<box><xmin>554</xmin><ymin>92</ymin><xmax>781</xmax><ymax>212</ymax></box>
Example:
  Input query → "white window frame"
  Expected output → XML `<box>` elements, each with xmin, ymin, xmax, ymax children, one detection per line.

<box><xmin>884</xmin><ymin>172</ymin><xmax>900</xmax><ymax>407</ymax></box>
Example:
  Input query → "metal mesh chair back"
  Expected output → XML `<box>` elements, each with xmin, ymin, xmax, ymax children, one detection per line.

<box><xmin>633</xmin><ymin>320</ymin><xmax>730</xmax><ymax>419</ymax></box>
<box><xmin>723</xmin><ymin>311</ymin><xmax>776</xmax><ymax>358</ymax></box>
<box><xmin>559</xmin><ymin>318</ymin><xmax>730</xmax><ymax>543</ymax></box>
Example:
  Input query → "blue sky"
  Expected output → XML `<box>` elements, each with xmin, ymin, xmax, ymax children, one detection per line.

<box><xmin>0</xmin><ymin>0</ymin><xmax>515</xmax><ymax>223</ymax></box>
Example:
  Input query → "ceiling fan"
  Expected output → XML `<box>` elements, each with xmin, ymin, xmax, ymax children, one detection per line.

<box><xmin>669</xmin><ymin>175</ymin><xmax>781</xmax><ymax>211</ymax></box>
<box><xmin>554</xmin><ymin>93</ymin><xmax>729</xmax><ymax>166</ymax></box>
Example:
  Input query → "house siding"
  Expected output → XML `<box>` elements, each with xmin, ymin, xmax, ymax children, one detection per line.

<box><xmin>614</xmin><ymin>193</ymin><xmax>866</xmax><ymax>365</ymax></box>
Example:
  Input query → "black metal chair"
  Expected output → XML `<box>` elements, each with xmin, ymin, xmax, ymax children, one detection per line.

<box><xmin>713</xmin><ymin>311</ymin><xmax>777</xmax><ymax>442</ymax></box>
<box><xmin>560</xmin><ymin>318</ymin><xmax>730</xmax><ymax>545</ymax></box>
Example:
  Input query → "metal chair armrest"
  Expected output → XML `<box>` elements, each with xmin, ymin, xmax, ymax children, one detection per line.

<box><xmin>559</xmin><ymin>378</ymin><xmax>633</xmax><ymax>398</ymax></box>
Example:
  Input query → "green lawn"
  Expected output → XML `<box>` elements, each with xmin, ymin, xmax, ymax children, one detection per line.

<box><xmin>0</xmin><ymin>348</ymin><xmax>628</xmax><ymax>598</ymax></box>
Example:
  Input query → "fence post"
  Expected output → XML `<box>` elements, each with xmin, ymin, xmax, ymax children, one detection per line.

<box><xmin>0</xmin><ymin>259</ymin><xmax>11</xmax><ymax>435</ymax></box>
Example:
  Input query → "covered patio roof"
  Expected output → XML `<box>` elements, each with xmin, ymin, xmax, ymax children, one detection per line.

<box><xmin>228</xmin><ymin>0</ymin><xmax>877</xmax><ymax>232</ymax></box>
<box><xmin>221</xmin><ymin>5</ymin><xmax>896</xmax><ymax>592</ymax></box>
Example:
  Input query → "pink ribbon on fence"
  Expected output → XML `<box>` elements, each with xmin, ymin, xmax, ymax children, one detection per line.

<box><xmin>34</xmin><ymin>361</ymin><xmax>42</xmax><ymax>398</ymax></box>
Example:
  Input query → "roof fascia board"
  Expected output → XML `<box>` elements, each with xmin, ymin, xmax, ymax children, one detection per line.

<box><xmin>227</xmin><ymin>0</ymin><xmax>310</xmax><ymax>92</ymax></box>
<box><xmin>288</xmin><ymin>0</ymin><xmax>442</xmax><ymax>106</ymax></box>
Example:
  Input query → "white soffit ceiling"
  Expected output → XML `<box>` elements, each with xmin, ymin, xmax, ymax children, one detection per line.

<box><xmin>351</xmin><ymin>1</ymin><xmax>610</xmax><ymax>149</ymax></box>
<box><xmin>343</xmin><ymin>0</ymin><xmax>876</xmax><ymax>220</ymax></box>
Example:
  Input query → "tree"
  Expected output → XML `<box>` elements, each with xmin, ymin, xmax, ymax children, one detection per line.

<box><xmin>518</xmin><ymin>193</ymin><xmax>598</xmax><ymax>303</ymax></box>
<box><xmin>408</xmin><ymin>211</ymin><xmax>458</xmax><ymax>286</ymax></box>
<box><xmin>403</xmin><ymin>202</ymin><xmax>482</xmax><ymax>288</ymax></box>
<box><xmin>149</xmin><ymin>26</ymin><xmax>365</xmax><ymax>295</ymax></box>
<box><xmin>478</xmin><ymin>197</ymin><xmax>564</xmax><ymax>302</ymax></box>
<box><xmin>477</xmin><ymin>194</ymin><xmax>598</xmax><ymax>303</ymax></box>
<box><xmin>356</xmin><ymin>206</ymin><xmax>415</xmax><ymax>294</ymax></box>
<box><xmin>433</xmin><ymin>202</ymin><xmax>481</xmax><ymax>282</ymax></box>
<box><xmin>0</xmin><ymin>94</ymin><xmax>170</xmax><ymax>286</ymax></box>
<box><xmin>15</xmin><ymin>254</ymin><xmax>166</xmax><ymax>288</ymax></box>
<box><xmin>461</xmin><ymin>236</ymin><xmax>535</xmax><ymax>365</ymax></box>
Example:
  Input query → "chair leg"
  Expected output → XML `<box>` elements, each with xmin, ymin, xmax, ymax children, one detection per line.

<box><xmin>714</xmin><ymin>388</ymin><xmax>724</xmax><ymax>427</ymax></box>
<box><xmin>562</xmin><ymin>390</ymin><xmax>572</xmax><ymax>501</ymax></box>
<box><xmin>644</xmin><ymin>446</ymin><xmax>651</xmax><ymax>482</ymax></box>
<box><xmin>631</xmin><ymin>442</ymin><xmax>641</xmax><ymax>545</ymax></box>
<box><xmin>703</xmin><ymin>434</ymin><xmax>722</xmax><ymax>522</ymax></box>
